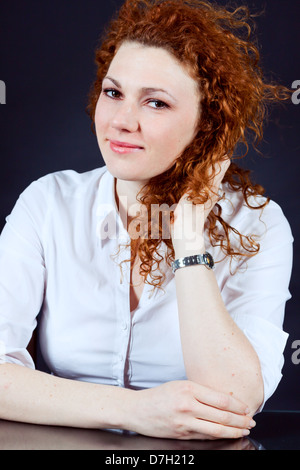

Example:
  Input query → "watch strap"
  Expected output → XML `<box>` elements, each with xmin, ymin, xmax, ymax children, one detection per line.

<box><xmin>171</xmin><ymin>252</ymin><xmax>214</xmax><ymax>273</ymax></box>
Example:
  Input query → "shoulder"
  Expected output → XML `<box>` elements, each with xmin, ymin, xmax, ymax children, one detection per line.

<box><xmin>29</xmin><ymin>166</ymin><xmax>107</xmax><ymax>195</ymax></box>
<box><xmin>7</xmin><ymin>166</ymin><xmax>108</xmax><ymax>229</ymax></box>
<box><xmin>18</xmin><ymin>166</ymin><xmax>108</xmax><ymax>205</ymax></box>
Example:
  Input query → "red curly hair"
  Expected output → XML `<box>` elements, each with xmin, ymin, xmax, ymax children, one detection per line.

<box><xmin>87</xmin><ymin>0</ymin><xmax>290</xmax><ymax>288</ymax></box>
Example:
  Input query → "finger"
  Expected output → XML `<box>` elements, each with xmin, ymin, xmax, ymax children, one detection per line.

<box><xmin>191</xmin><ymin>400</ymin><xmax>255</xmax><ymax>430</ymax></box>
<box><xmin>203</xmin><ymin>158</ymin><xmax>230</xmax><ymax>215</ymax></box>
<box><xmin>192</xmin><ymin>382</ymin><xmax>250</xmax><ymax>415</ymax></box>
<box><xmin>209</xmin><ymin>158</ymin><xmax>230</xmax><ymax>192</ymax></box>
<box><xmin>184</xmin><ymin>417</ymin><xmax>251</xmax><ymax>441</ymax></box>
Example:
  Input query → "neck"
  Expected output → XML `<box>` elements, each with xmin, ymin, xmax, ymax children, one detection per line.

<box><xmin>115</xmin><ymin>178</ymin><xmax>148</xmax><ymax>229</ymax></box>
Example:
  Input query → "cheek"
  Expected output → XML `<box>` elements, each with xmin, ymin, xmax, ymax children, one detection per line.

<box><xmin>156</xmin><ymin>117</ymin><xmax>197</xmax><ymax>157</ymax></box>
<box><xmin>146</xmin><ymin>118</ymin><xmax>195</xmax><ymax>168</ymax></box>
<box><xmin>172</xmin><ymin>113</ymin><xmax>199</xmax><ymax>152</ymax></box>
<box><xmin>94</xmin><ymin>99</ymin><xmax>109</xmax><ymax>134</ymax></box>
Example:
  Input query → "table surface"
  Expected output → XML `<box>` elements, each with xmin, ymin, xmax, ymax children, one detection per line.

<box><xmin>0</xmin><ymin>411</ymin><xmax>299</xmax><ymax>451</ymax></box>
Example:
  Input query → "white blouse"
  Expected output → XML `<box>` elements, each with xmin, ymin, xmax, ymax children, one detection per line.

<box><xmin>0</xmin><ymin>166</ymin><xmax>293</xmax><ymax>407</ymax></box>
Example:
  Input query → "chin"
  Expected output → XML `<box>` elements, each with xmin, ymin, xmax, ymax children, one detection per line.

<box><xmin>103</xmin><ymin>161</ymin><xmax>148</xmax><ymax>182</ymax></box>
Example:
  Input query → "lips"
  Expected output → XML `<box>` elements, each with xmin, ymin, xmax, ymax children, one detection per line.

<box><xmin>109</xmin><ymin>139</ymin><xmax>144</xmax><ymax>154</ymax></box>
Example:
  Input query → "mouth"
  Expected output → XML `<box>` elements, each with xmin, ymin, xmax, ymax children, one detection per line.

<box><xmin>108</xmin><ymin>139</ymin><xmax>144</xmax><ymax>154</ymax></box>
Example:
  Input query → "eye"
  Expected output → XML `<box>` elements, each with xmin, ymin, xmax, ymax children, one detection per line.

<box><xmin>147</xmin><ymin>99</ymin><xmax>170</xmax><ymax>110</ymax></box>
<box><xmin>102</xmin><ymin>88</ymin><xmax>122</xmax><ymax>99</ymax></box>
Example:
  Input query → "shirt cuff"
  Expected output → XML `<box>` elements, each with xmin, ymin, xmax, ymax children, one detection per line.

<box><xmin>0</xmin><ymin>344</ymin><xmax>35</xmax><ymax>369</ymax></box>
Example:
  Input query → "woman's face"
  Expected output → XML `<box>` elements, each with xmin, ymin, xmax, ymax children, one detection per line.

<box><xmin>95</xmin><ymin>41</ymin><xmax>201</xmax><ymax>184</ymax></box>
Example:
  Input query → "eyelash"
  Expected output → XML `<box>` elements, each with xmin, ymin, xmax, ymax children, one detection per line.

<box><xmin>102</xmin><ymin>88</ymin><xmax>170</xmax><ymax>110</ymax></box>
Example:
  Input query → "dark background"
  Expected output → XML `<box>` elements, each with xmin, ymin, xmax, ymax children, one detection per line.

<box><xmin>0</xmin><ymin>0</ymin><xmax>299</xmax><ymax>411</ymax></box>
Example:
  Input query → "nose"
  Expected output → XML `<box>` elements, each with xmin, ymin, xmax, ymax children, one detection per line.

<box><xmin>111</xmin><ymin>101</ymin><xmax>140</xmax><ymax>133</ymax></box>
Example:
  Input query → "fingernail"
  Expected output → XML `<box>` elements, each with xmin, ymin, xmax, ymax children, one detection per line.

<box><xmin>249</xmin><ymin>419</ymin><xmax>256</xmax><ymax>428</ymax></box>
<box><xmin>243</xmin><ymin>429</ymin><xmax>250</xmax><ymax>436</ymax></box>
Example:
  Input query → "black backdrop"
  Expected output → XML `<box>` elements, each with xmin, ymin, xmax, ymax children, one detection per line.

<box><xmin>0</xmin><ymin>0</ymin><xmax>299</xmax><ymax>411</ymax></box>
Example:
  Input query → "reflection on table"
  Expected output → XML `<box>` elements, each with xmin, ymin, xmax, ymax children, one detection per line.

<box><xmin>1</xmin><ymin>412</ymin><xmax>300</xmax><ymax>450</ymax></box>
<box><xmin>0</xmin><ymin>419</ymin><xmax>257</xmax><ymax>450</ymax></box>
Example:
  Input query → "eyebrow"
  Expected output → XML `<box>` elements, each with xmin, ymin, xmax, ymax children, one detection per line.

<box><xmin>103</xmin><ymin>76</ymin><xmax>178</xmax><ymax>103</ymax></box>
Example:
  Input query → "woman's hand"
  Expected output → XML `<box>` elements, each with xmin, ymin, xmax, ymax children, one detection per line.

<box><xmin>130</xmin><ymin>380</ymin><xmax>255</xmax><ymax>440</ymax></box>
<box><xmin>171</xmin><ymin>158</ymin><xmax>230</xmax><ymax>258</ymax></box>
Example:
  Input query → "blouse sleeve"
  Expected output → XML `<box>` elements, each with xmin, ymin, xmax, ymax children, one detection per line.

<box><xmin>0</xmin><ymin>179</ymin><xmax>49</xmax><ymax>368</ymax></box>
<box><xmin>221</xmin><ymin>199</ymin><xmax>293</xmax><ymax>410</ymax></box>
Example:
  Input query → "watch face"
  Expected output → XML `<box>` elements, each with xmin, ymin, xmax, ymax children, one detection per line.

<box><xmin>203</xmin><ymin>252</ymin><xmax>214</xmax><ymax>269</ymax></box>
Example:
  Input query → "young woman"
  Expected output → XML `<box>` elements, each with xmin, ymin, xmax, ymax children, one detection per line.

<box><xmin>0</xmin><ymin>0</ymin><xmax>293</xmax><ymax>440</ymax></box>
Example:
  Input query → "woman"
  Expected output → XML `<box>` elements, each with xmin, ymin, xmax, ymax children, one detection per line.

<box><xmin>0</xmin><ymin>0</ymin><xmax>293</xmax><ymax>440</ymax></box>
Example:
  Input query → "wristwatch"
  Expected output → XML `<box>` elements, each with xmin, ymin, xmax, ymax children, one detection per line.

<box><xmin>171</xmin><ymin>252</ymin><xmax>214</xmax><ymax>274</ymax></box>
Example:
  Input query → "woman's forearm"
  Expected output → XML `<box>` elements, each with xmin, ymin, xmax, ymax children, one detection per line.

<box><xmin>0</xmin><ymin>363</ymin><xmax>255</xmax><ymax>440</ymax></box>
<box><xmin>174</xmin><ymin>264</ymin><xmax>264</xmax><ymax>414</ymax></box>
<box><xmin>172</xmin><ymin>162</ymin><xmax>264</xmax><ymax>415</ymax></box>
<box><xmin>0</xmin><ymin>363</ymin><xmax>133</xmax><ymax>429</ymax></box>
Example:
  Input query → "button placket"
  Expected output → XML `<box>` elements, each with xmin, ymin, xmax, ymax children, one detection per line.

<box><xmin>112</xmin><ymin>235</ymin><xmax>132</xmax><ymax>388</ymax></box>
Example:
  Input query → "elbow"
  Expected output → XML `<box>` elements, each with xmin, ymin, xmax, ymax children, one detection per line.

<box><xmin>243</xmin><ymin>366</ymin><xmax>265</xmax><ymax>417</ymax></box>
<box><xmin>248</xmin><ymin>382</ymin><xmax>264</xmax><ymax>417</ymax></box>
<box><xmin>185</xmin><ymin>363</ymin><xmax>265</xmax><ymax>417</ymax></box>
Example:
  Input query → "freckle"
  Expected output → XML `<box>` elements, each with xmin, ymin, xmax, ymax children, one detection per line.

<box><xmin>232</xmin><ymin>373</ymin><xmax>235</xmax><ymax>377</ymax></box>
<box><xmin>229</xmin><ymin>392</ymin><xmax>233</xmax><ymax>396</ymax></box>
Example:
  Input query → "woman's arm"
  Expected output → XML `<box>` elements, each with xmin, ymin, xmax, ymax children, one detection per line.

<box><xmin>174</xmin><ymin>263</ymin><xmax>264</xmax><ymax>415</ymax></box>
<box><xmin>0</xmin><ymin>363</ymin><xmax>254</xmax><ymax>439</ymax></box>
<box><xmin>0</xmin><ymin>363</ymin><xmax>131</xmax><ymax>429</ymax></box>
<box><xmin>172</xmin><ymin>160</ymin><xmax>264</xmax><ymax>415</ymax></box>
